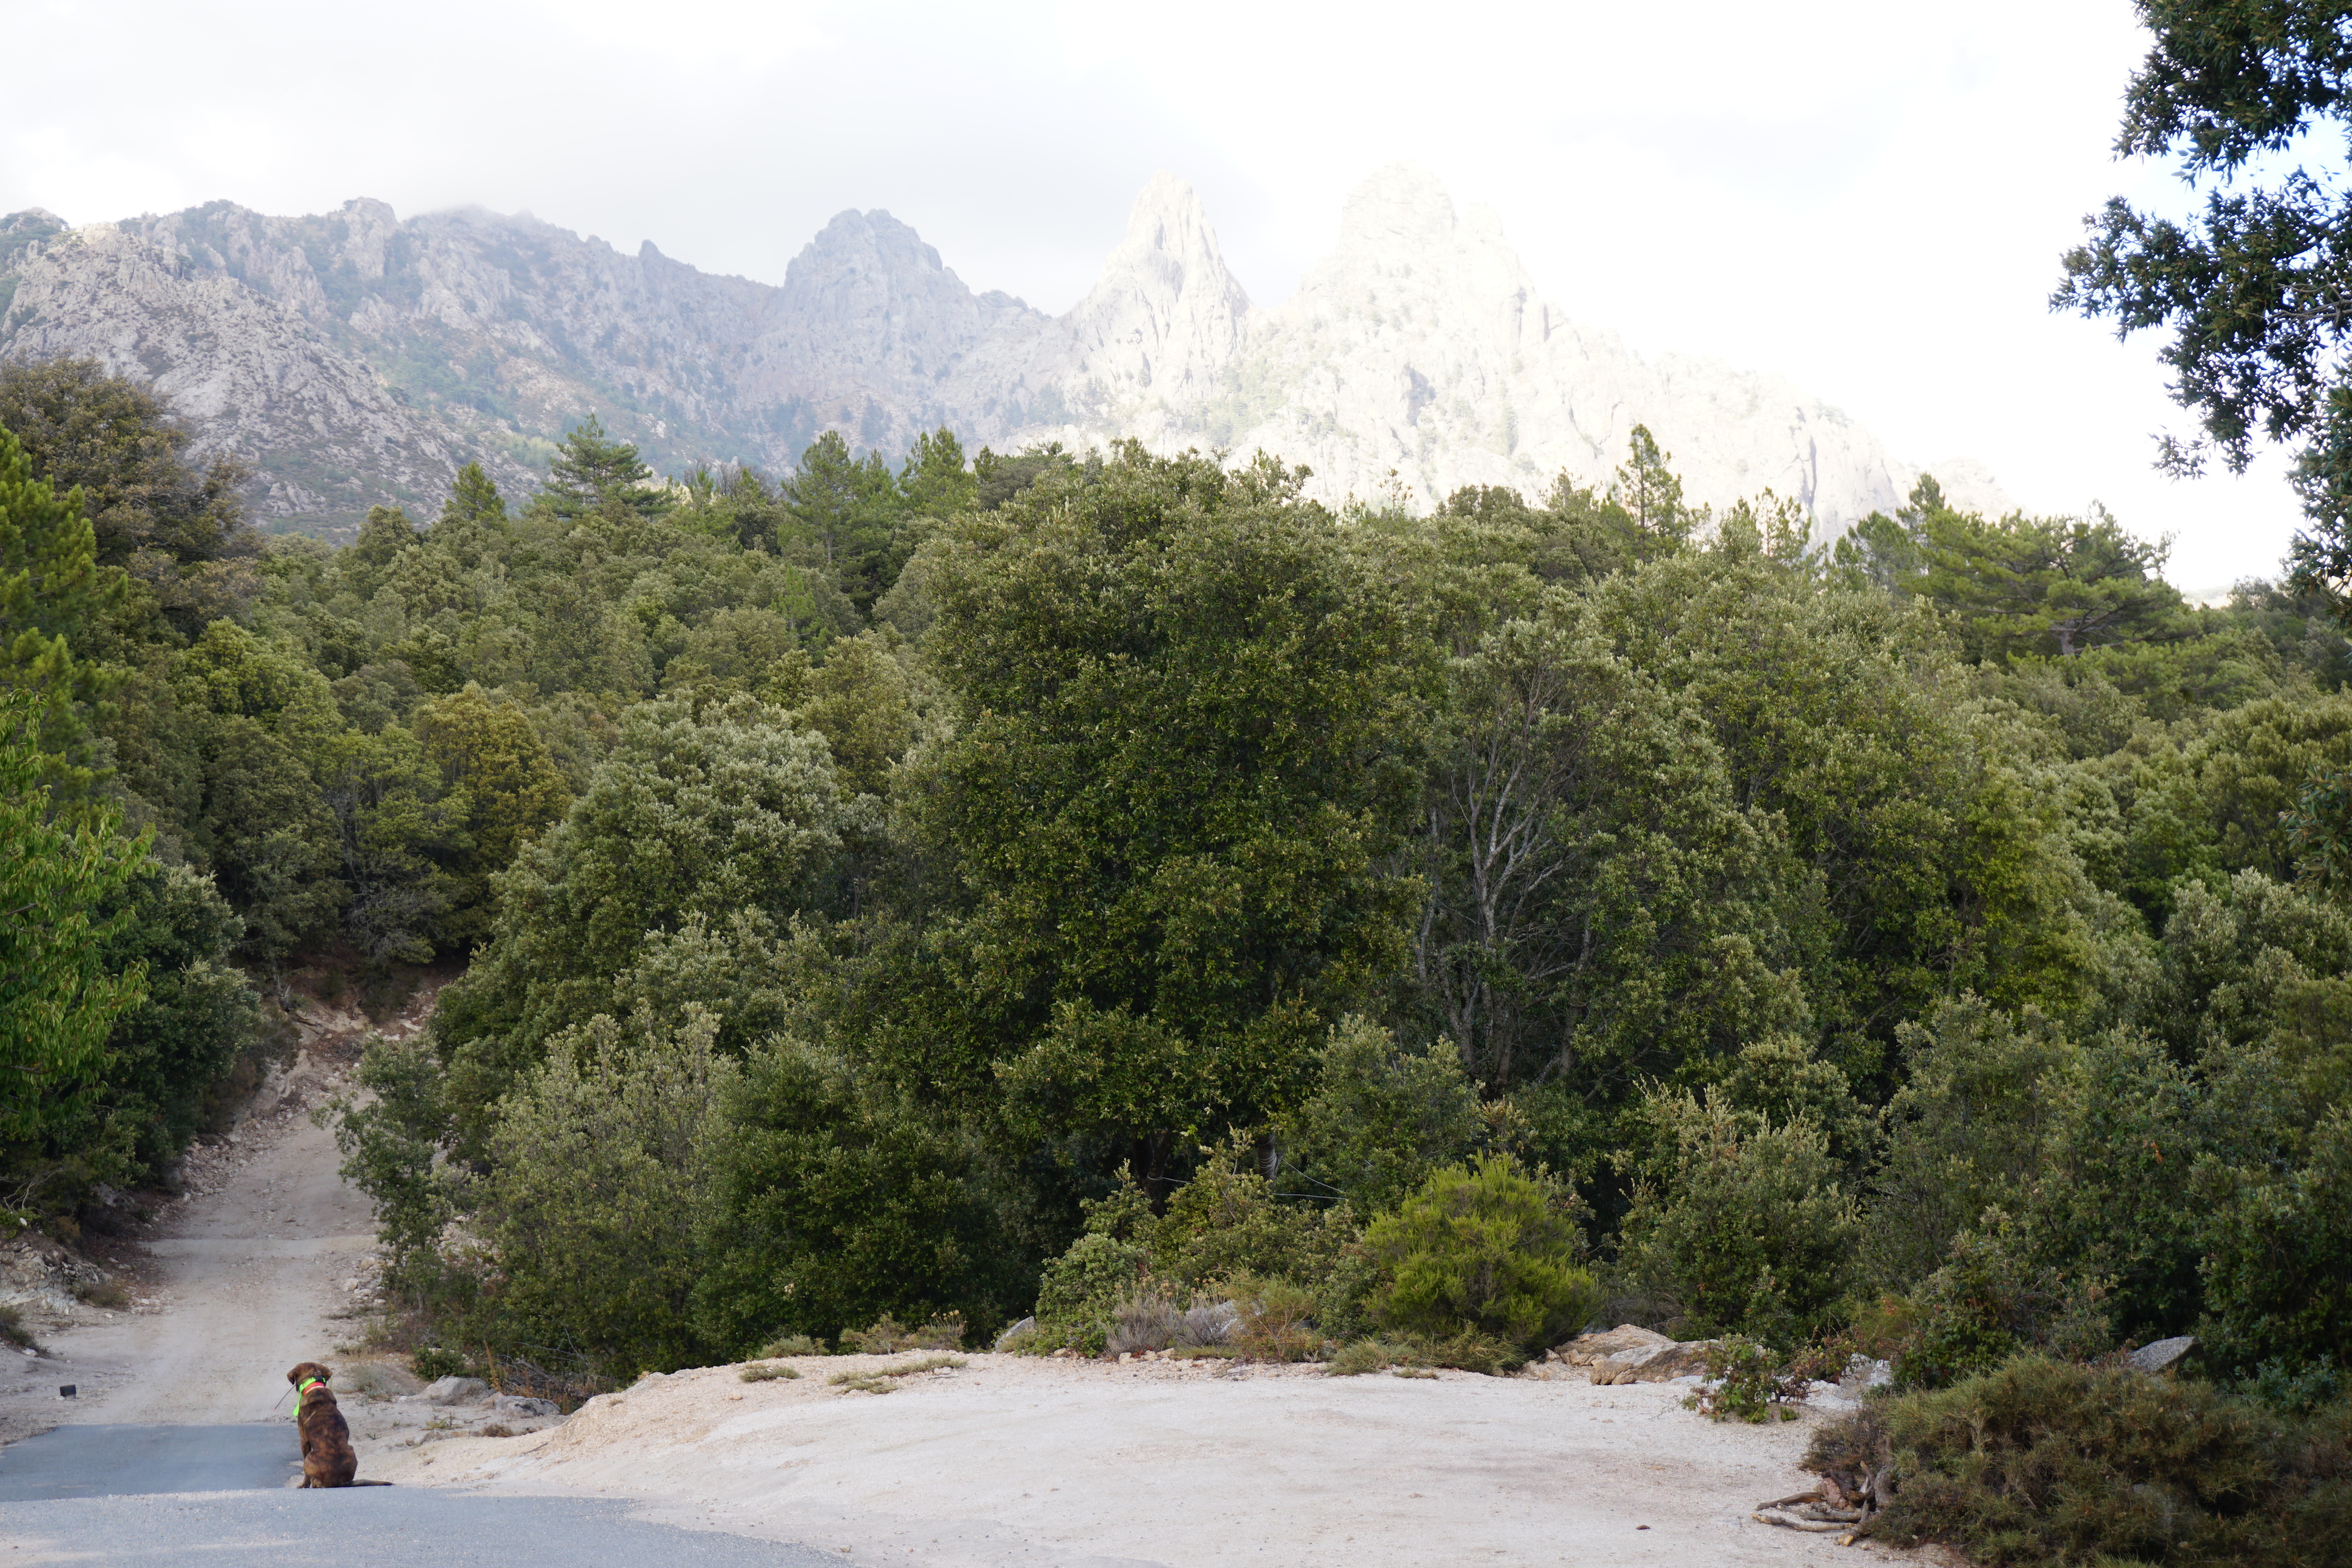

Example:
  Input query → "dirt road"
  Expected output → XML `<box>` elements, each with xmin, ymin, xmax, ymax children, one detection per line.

<box><xmin>43</xmin><ymin>1110</ymin><xmax>376</xmax><ymax>1428</ymax></box>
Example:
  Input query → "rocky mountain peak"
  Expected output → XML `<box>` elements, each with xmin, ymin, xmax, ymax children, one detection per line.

<box><xmin>1061</xmin><ymin>172</ymin><xmax>1251</xmax><ymax>404</ymax></box>
<box><xmin>0</xmin><ymin>171</ymin><xmax>2006</xmax><ymax>536</ymax></box>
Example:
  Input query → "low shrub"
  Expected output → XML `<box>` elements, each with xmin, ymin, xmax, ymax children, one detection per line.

<box><xmin>410</xmin><ymin>1345</ymin><xmax>474</xmax><ymax>1381</ymax></box>
<box><xmin>1226</xmin><ymin>1273</ymin><xmax>1326</xmax><ymax>1362</ymax></box>
<box><xmin>826</xmin><ymin>1354</ymin><xmax>967</xmax><ymax>1395</ymax></box>
<box><xmin>2247</xmin><ymin>1356</ymin><xmax>2343</xmax><ymax>1418</ymax></box>
<box><xmin>1028</xmin><ymin>1149</ymin><xmax>1367</xmax><ymax>1354</ymax></box>
<box><xmin>71</xmin><ymin>1278</ymin><xmax>129</xmax><ymax>1310</ymax></box>
<box><xmin>1890</xmin><ymin>1222</ymin><xmax>2112</xmax><ymax>1392</ymax></box>
<box><xmin>1327</xmin><ymin>1337</ymin><xmax>1420</xmax><ymax>1376</ymax></box>
<box><xmin>1813</xmin><ymin>1355</ymin><xmax>2352</xmax><ymax>1567</ymax></box>
<box><xmin>1106</xmin><ymin>1292</ymin><xmax>1184</xmax><ymax>1355</ymax></box>
<box><xmin>0</xmin><ymin>1304</ymin><xmax>34</xmax><ymax>1349</ymax></box>
<box><xmin>739</xmin><ymin>1362</ymin><xmax>801</xmax><ymax>1382</ymax></box>
<box><xmin>1365</xmin><ymin>1156</ymin><xmax>1598</xmax><ymax>1352</ymax></box>
<box><xmin>757</xmin><ymin>1333</ymin><xmax>823</xmax><ymax>1358</ymax></box>
<box><xmin>1326</xmin><ymin>1331</ymin><xmax>1523</xmax><ymax>1377</ymax></box>
<box><xmin>1175</xmin><ymin>1300</ymin><xmax>1238</xmax><ymax>1347</ymax></box>
<box><xmin>1683</xmin><ymin>1336</ymin><xmax>1805</xmax><ymax>1423</ymax></box>
<box><xmin>841</xmin><ymin>1313</ymin><xmax>965</xmax><ymax>1353</ymax></box>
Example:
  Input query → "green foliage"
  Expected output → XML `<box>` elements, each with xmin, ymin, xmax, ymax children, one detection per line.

<box><xmin>83</xmin><ymin>862</ymin><xmax>257</xmax><ymax>1179</ymax></box>
<box><xmin>1411</xmin><ymin>590</ymin><xmax>1793</xmax><ymax>1094</ymax></box>
<box><xmin>784</xmin><ymin>431</ymin><xmax>902</xmax><ymax>611</ymax></box>
<box><xmin>923</xmin><ymin>444</ymin><xmax>1435</xmax><ymax>1193</ymax></box>
<box><xmin>433</xmin><ymin>694</ymin><xmax>850</xmax><ymax>1142</ymax></box>
<box><xmin>0</xmin><ymin>422</ymin><xmax>123</xmax><ymax>785</ymax></box>
<box><xmin>1609</xmin><ymin>425</ymin><xmax>1696</xmax><ymax>546</ymax></box>
<box><xmin>1685</xmin><ymin>1336</ymin><xmax>1804</xmax><ymax>1422</ymax></box>
<box><xmin>1364</xmin><ymin>1156</ymin><xmax>1597</xmax><ymax>1352</ymax></box>
<box><xmin>1279</xmin><ymin>1017</ymin><xmax>1484</xmax><ymax>1214</ymax></box>
<box><xmin>413</xmin><ymin>684</ymin><xmax>569</xmax><ymax>950</ymax></box>
<box><xmin>2196</xmin><ymin>1105</ymin><xmax>2352</xmax><ymax>1378</ymax></box>
<box><xmin>1324</xmin><ymin>1330</ymin><xmax>1521</xmax><ymax>1376</ymax></box>
<box><xmin>1828</xmin><ymin>1356</ymin><xmax>2352</xmax><ymax>1567</ymax></box>
<box><xmin>1867</xmin><ymin>995</ymin><xmax>2080</xmax><ymax>1289</ymax></box>
<box><xmin>2056</xmin><ymin>0</ymin><xmax>2352</xmax><ymax>590</ymax></box>
<box><xmin>1615</xmin><ymin>1086</ymin><xmax>1859</xmax><ymax>1346</ymax></box>
<box><xmin>695</xmin><ymin>1034</ymin><xmax>1014</xmax><ymax>1354</ymax></box>
<box><xmin>1150</xmin><ymin>1136</ymin><xmax>1361</xmax><ymax>1300</ymax></box>
<box><xmin>471</xmin><ymin>1008</ymin><xmax>736</xmax><ymax>1378</ymax></box>
<box><xmin>1852</xmin><ymin>480</ymin><xmax>2194</xmax><ymax>662</ymax></box>
<box><xmin>1224</xmin><ymin>1273</ymin><xmax>1329</xmax><ymax>1362</ymax></box>
<box><xmin>0</xmin><ymin>356</ymin><xmax>253</xmax><ymax>571</ymax></box>
<box><xmin>839</xmin><ymin>1313</ymin><xmax>965</xmax><ymax>1353</ymax></box>
<box><xmin>544</xmin><ymin>415</ymin><xmax>666</xmax><ymax>519</ymax></box>
<box><xmin>1024</xmin><ymin>1141</ymin><xmax>1367</xmax><ymax>1354</ymax></box>
<box><xmin>2248</xmin><ymin>1356</ymin><xmax>2342</xmax><ymax>1419</ymax></box>
<box><xmin>260</xmin><ymin>422</ymin><xmax>2343</xmax><ymax>1402</ymax></box>
<box><xmin>756</xmin><ymin>1334</ymin><xmax>823</xmax><ymax>1358</ymax></box>
<box><xmin>0</xmin><ymin>699</ymin><xmax>152</xmax><ymax>1146</ymax></box>
<box><xmin>1890</xmin><ymin>1223</ymin><xmax>2114</xmax><ymax>1392</ymax></box>
<box><xmin>324</xmin><ymin>1033</ymin><xmax>456</xmax><ymax>1292</ymax></box>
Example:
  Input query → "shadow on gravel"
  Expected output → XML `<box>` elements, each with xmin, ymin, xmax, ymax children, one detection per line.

<box><xmin>0</xmin><ymin>1489</ymin><xmax>844</xmax><ymax>1566</ymax></box>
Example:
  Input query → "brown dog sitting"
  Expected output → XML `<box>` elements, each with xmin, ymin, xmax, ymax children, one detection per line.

<box><xmin>287</xmin><ymin>1362</ymin><xmax>357</xmax><ymax>1487</ymax></box>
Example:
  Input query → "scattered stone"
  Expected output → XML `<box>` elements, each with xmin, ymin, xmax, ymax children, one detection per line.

<box><xmin>1589</xmin><ymin>1339</ymin><xmax>1722</xmax><ymax>1385</ymax></box>
<box><xmin>491</xmin><ymin>1394</ymin><xmax>558</xmax><ymax>1417</ymax></box>
<box><xmin>2127</xmin><ymin>1336</ymin><xmax>2196</xmax><ymax>1373</ymax></box>
<box><xmin>1839</xmin><ymin>1355</ymin><xmax>1892</xmax><ymax>1399</ymax></box>
<box><xmin>1548</xmin><ymin>1324</ymin><xmax>1673</xmax><ymax>1367</ymax></box>
<box><xmin>422</xmin><ymin>1375</ymin><xmax>489</xmax><ymax>1405</ymax></box>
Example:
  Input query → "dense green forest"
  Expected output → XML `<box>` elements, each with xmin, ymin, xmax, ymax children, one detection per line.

<box><xmin>5</xmin><ymin>344</ymin><xmax>2348</xmax><ymax>1419</ymax></box>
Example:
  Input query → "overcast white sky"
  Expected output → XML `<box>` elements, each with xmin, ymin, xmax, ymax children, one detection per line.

<box><xmin>0</xmin><ymin>0</ymin><xmax>2310</xmax><ymax>587</ymax></box>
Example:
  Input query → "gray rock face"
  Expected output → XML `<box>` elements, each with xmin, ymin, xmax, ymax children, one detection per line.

<box><xmin>422</xmin><ymin>1375</ymin><xmax>489</xmax><ymax>1405</ymax></box>
<box><xmin>1</xmin><ymin>170</ymin><xmax>2005</xmax><ymax>537</ymax></box>
<box><xmin>1545</xmin><ymin>1324</ymin><xmax>1725</xmax><ymax>1385</ymax></box>
<box><xmin>2127</xmin><ymin>1336</ymin><xmax>2197</xmax><ymax>1373</ymax></box>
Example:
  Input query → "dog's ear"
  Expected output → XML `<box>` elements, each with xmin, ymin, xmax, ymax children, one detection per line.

<box><xmin>318</xmin><ymin>1365</ymin><xmax>333</xmax><ymax>1382</ymax></box>
<box><xmin>287</xmin><ymin>1366</ymin><xmax>300</xmax><ymax>1385</ymax></box>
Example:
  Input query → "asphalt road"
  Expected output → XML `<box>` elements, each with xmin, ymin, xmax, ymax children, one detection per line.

<box><xmin>0</xmin><ymin>1425</ymin><xmax>841</xmax><ymax>1567</ymax></box>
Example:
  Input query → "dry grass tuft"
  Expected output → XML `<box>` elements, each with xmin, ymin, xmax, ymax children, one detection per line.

<box><xmin>827</xmin><ymin>1355</ymin><xmax>968</xmax><ymax>1395</ymax></box>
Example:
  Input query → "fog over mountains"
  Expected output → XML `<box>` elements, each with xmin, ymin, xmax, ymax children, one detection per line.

<box><xmin>0</xmin><ymin>163</ymin><xmax>2006</xmax><ymax>536</ymax></box>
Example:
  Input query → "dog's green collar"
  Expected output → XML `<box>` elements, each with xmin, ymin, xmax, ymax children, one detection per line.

<box><xmin>295</xmin><ymin>1375</ymin><xmax>326</xmax><ymax>1403</ymax></box>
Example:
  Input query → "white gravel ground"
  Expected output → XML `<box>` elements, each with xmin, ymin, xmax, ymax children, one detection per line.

<box><xmin>370</xmin><ymin>1353</ymin><xmax>1949</xmax><ymax>1568</ymax></box>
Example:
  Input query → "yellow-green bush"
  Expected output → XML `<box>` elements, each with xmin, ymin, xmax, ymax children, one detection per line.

<box><xmin>1365</xmin><ymin>1156</ymin><xmax>1597</xmax><ymax>1354</ymax></box>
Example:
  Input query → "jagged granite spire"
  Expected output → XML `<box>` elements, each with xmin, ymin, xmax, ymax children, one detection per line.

<box><xmin>0</xmin><ymin>170</ymin><xmax>2007</xmax><ymax>535</ymax></box>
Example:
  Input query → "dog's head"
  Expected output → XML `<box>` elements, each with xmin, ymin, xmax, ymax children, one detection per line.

<box><xmin>286</xmin><ymin>1361</ymin><xmax>335</xmax><ymax>1391</ymax></box>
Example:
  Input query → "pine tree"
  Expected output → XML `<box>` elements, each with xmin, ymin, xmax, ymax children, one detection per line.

<box><xmin>544</xmin><ymin>415</ymin><xmax>666</xmax><ymax>519</ymax></box>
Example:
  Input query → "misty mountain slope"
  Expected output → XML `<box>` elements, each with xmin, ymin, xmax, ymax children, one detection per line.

<box><xmin>0</xmin><ymin>212</ymin><xmax>474</xmax><ymax>520</ymax></box>
<box><xmin>0</xmin><ymin>169</ymin><xmax>2006</xmax><ymax>536</ymax></box>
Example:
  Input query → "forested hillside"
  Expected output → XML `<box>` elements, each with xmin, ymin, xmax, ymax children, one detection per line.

<box><xmin>5</xmin><ymin>345</ymin><xmax>2346</xmax><ymax>1430</ymax></box>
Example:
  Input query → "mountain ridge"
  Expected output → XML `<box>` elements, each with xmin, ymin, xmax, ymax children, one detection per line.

<box><xmin>0</xmin><ymin>167</ymin><xmax>2007</xmax><ymax>536</ymax></box>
